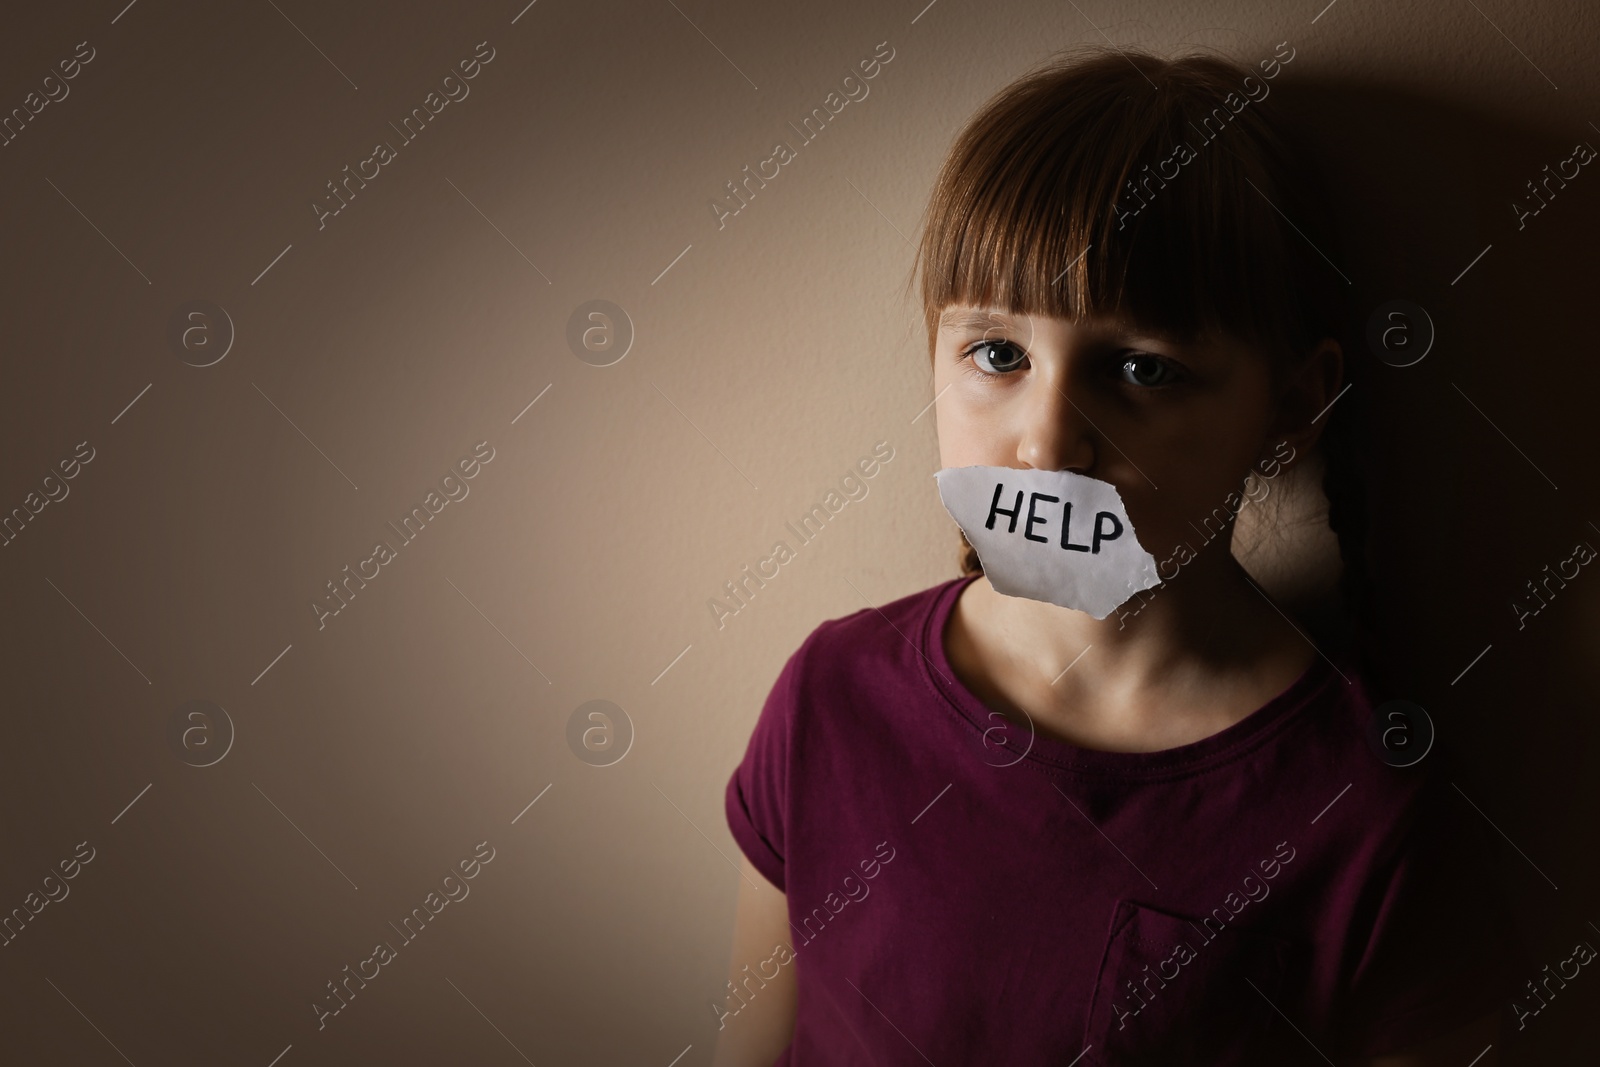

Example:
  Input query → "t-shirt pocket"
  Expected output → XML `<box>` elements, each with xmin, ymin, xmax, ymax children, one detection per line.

<box><xmin>1081</xmin><ymin>898</ymin><xmax>1295</xmax><ymax>1066</ymax></box>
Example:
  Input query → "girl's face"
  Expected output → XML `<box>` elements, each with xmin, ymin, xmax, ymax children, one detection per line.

<box><xmin>931</xmin><ymin>304</ymin><xmax>1326</xmax><ymax>569</ymax></box>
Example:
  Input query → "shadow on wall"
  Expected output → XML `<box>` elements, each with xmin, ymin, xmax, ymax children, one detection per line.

<box><xmin>1250</xmin><ymin>75</ymin><xmax>1599</xmax><ymax>1064</ymax></box>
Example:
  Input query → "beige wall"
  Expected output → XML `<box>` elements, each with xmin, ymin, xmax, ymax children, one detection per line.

<box><xmin>1</xmin><ymin>0</ymin><xmax>1595</xmax><ymax>1061</ymax></box>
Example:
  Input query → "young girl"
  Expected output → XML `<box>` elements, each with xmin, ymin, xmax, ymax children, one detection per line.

<box><xmin>716</xmin><ymin>45</ymin><xmax>1525</xmax><ymax>1066</ymax></box>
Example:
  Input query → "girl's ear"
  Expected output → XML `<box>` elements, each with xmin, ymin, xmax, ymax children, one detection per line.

<box><xmin>1265</xmin><ymin>337</ymin><xmax>1343</xmax><ymax>466</ymax></box>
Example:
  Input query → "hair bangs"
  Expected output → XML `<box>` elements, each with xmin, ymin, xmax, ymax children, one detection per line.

<box><xmin>913</xmin><ymin>46</ymin><xmax>1344</xmax><ymax>367</ymax></box>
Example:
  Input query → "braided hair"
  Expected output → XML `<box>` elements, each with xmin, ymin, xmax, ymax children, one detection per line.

<box><xmin>1316</xmin><ymin>340</ymin><xmax>1373</xmax><ymax>634</ymax></box>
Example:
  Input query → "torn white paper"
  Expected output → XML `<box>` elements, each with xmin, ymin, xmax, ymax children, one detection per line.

<box><xmin>935</xmin><ymin>466</ymin><xmax>1161</xmax><ymax>619</ymax></box>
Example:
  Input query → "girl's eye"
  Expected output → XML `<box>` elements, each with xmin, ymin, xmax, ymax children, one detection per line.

<box><xmin>1118</xmin><ymin>353</ymin><xmax>1184</xmax><ymax>388</ymax></box>
<box><xmin>965</xmin><ymin>339</ymin><xmax>1028</xmax><ymax>376</ymax></box>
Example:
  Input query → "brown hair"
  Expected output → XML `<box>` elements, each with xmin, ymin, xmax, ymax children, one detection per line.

<box><xmin>906</xmin><ymin>45</ymin><xmax>1367</xmax><ymax>618</ymax></box>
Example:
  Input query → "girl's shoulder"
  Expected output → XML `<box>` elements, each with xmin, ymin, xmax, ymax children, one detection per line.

<box><xmin>781</xmin><ymin>574</ymin><xmax>971</xmax><ymax>678</ymax></box>
<box><xmin>1283</xmin><ymin>655</ymin><xmax>1494</xmax><ymax>871</ymax></box>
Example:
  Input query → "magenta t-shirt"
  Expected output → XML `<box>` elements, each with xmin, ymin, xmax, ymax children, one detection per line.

<box><xmin>724</xmin><ymin>574</ymin><xmax>1527</xmax><ymax>1065</ymax></box>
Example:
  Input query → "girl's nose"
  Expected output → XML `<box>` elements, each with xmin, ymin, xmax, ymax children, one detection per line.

<box><xmin>1015</xmin><ymin>373</ymin><xmax>1097</xmax><ymax>473</ymax></box>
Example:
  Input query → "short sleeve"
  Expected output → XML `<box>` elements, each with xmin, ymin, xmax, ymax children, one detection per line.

<box><xmin>1330</xmin><ymin>763</ymin><xmax>1530</xmax><ymax>1057</ymax></box>
<box><xmin>724</xmin><ymin>636</ymin><xmax>810</xmax><ymax>894</ymax></box>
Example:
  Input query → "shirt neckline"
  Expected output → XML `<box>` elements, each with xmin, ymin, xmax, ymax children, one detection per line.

<box><xmin>919</xmin><ymin>573</ymin><xmax>1342</xmax><ymax>780</ymax></box>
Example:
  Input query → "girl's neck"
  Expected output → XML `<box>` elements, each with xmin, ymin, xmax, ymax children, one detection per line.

<box><xmin>962</xmin><ymin>547</ymin><xmax>1309</xmax><ymax>698</ymax></box>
